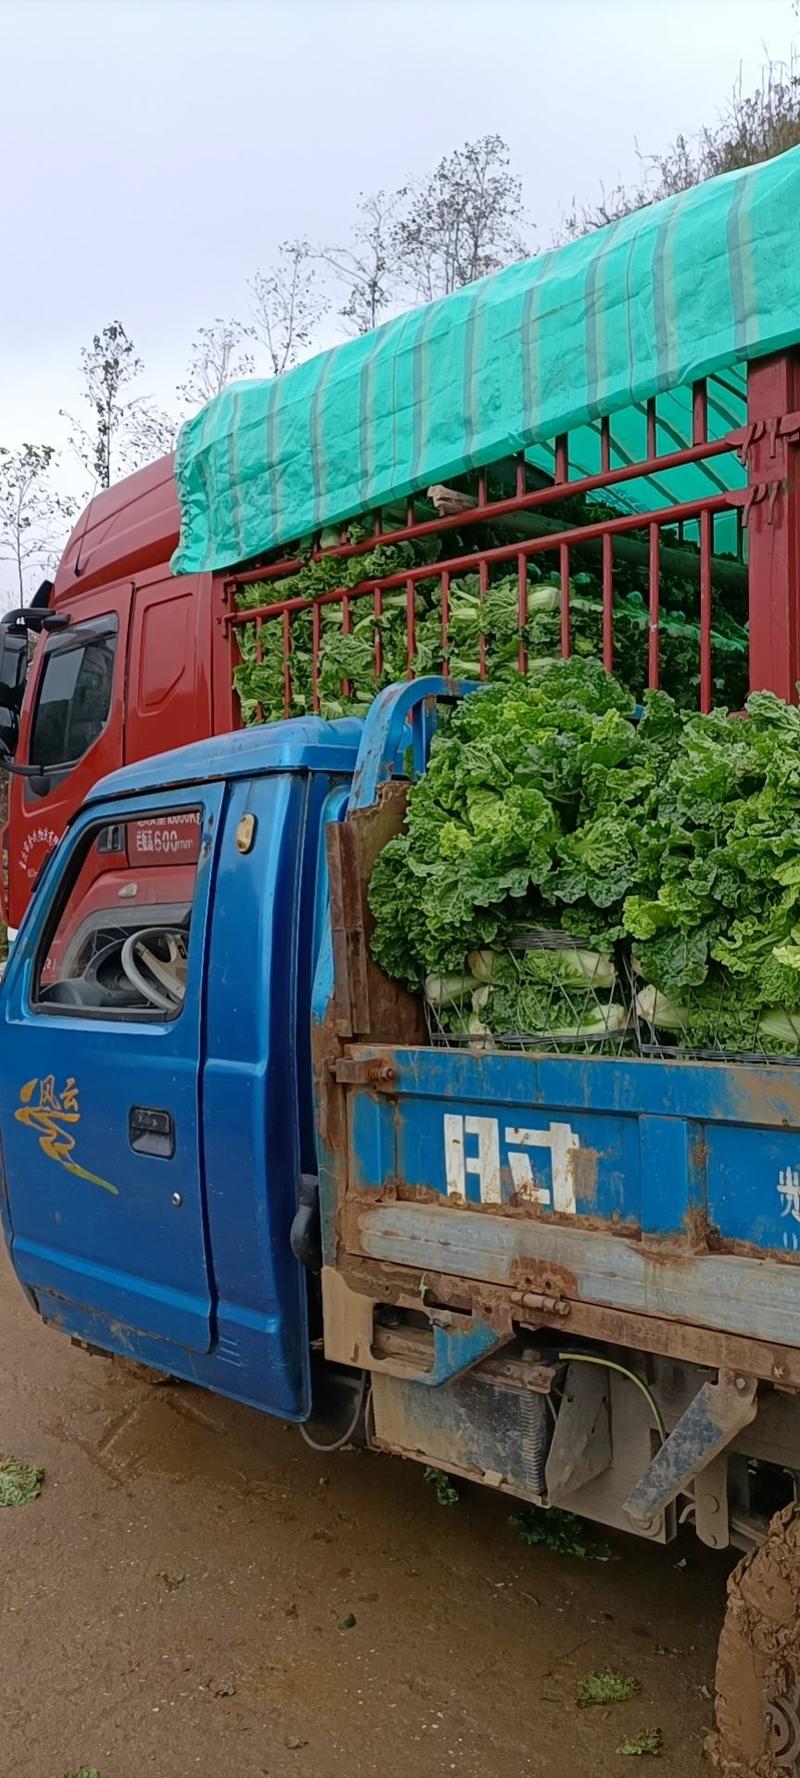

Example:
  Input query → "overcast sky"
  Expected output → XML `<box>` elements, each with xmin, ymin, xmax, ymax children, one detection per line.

<box><xmin>0</xmin><ymin>0</ymin><xmax>797</xmax><ymax>594</ymax></box>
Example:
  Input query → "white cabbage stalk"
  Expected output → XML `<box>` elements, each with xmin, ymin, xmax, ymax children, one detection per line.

<box><xmin>423</xmin><ymin>973</ymin><xmax>473</xmax><ymax>1008</ymax></box>
<box><xmin>636</xmin><ymin>985</ymin><xmax>689</xmax><ymax>1030</ymax></box>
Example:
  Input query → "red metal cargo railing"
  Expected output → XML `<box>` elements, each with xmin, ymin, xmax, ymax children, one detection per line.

<box><xmin>222</xmin><ymin>353</ymin><xmax>800</xmax><ymax>723</ymax></box>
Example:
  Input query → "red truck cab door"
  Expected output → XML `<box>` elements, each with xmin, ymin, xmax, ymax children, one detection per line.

<box><xmin>7</xmin><ymin>572</ymin><xmax>213</xmax><ymax>932</ymax></box>
<box><xmin>9</xmin><ymin>584</ymin><xmax>133</xmax><ymax>929</ymax></box>
<box><xmin>125</xmin><ymin>571</ymin><xmax>211</xmax><ymax>764</ymax></box>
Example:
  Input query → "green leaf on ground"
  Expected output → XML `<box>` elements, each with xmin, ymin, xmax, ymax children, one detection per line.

<box><xmin>577</xmin><ymin>1669</ymin><xmax>640</xmax><ymax>1707</ymax></box>
<box><xmin>0</xmin><ymin>1454</ymin><xmax>44</xmax><ymax>1507</ymax></box>
<box><xmin>509</xmin><ymin>1505</ymin><xmax>613</xmax><ymax>1560</ymax></box>
<box><xmin>617</xmin><ymin>1729</ymin><xmax>663</xmax><ymax>1756</ymax></box>
<box><xmin>62</xmin><ymin>1769</ymin><xmax>102</xmax><ymax>1777</ymax></box>
<box><xmin>423</xmin><ymin>1467</ymin><xmax>460</xmax><ymax>1506</ymax></box>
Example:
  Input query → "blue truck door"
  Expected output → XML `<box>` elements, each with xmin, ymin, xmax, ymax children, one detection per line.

<box><xmin>0</xmin><ymin>787</ymin><xmax>222</xmax><ymax>1354</ymax></box>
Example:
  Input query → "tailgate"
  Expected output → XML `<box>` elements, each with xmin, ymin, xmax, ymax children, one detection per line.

<box><xmin>331</xmin><ymin>1042</ymin><xmax>800</xmax><ymax>1351</ymax></box>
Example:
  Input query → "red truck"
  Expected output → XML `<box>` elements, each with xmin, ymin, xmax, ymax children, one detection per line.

<box><xmin>1</xmin><ymin>146</ymin><xmax>800</xmax><ymax>959</ymax></box>
<box><xmin>0</xmin><ymin>353</ymin><xmax>794</xmax><ymax>945</ymax></box>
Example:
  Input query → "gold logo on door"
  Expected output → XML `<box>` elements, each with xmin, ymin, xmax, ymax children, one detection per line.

<box><xmin>15</xmin><ymin>1076</ymin><xmax>118</xmax><ymax>1195</ymax></box>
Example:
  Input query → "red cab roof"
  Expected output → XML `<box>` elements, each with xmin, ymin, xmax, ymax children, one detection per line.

<box><xmin>53</xmin><ymin>454</ymin><xmax>181</xmax><ymax>603</ymax></box>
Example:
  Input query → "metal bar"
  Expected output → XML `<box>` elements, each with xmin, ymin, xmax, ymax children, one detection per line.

<box><xmin>373</xmin><ymin>588</ymin><xmax>383</xmax><ymax>679</ymax></box>
<box><xmin>477</xmin><ymin>471</ymin><xmax>487</xmax><ymax>507</ymax></box>
<box><xmin>342</xmin><ymin>593</ymin><xmax>352</xmax><ymax>698</ymax></box>
<box><xmin>478</xmin><ymin>557</ymin><xmax>488</xmax><ymax>679</ymax></box>
<box><xmin>623</xmin><ymin>1370</ymin><xmax>757</xmax><ymax>1528</ymax></box>
<box><xmin>693</xmin><ymin>379</ymin><xmax>708</xmax><ymax>446</ymax></box>
<box><xmin>699</xmin><ymin>508</ymin><xmax>713</xmax><ymax>713</ymax></box>
<box><xmin>515</xmin><ymin>453</ymin><xmax>526</xmax><ymax>499</ymax></box>
<box><xmin>311</xmin><ymin>600</ymin><xmax>321</xmax><ymax>713</ymax></box>
<box><xmin>282</xmin><ymin>610</ymin><xmax>292</xmax><ymax>717</ymax></box>
<box><xmin>517</xmin><ymin>553</ymin><xmax>528</xmax><ymax>672</ymax></box>
<box><xmin>555</xmin><ymin>434</ymin><xmax>568</xmax><ymax>484</ymax></box>
<box><xmin>254</xmin><ymin>615</ymin><xmax>264</xmax><ymax>724</ymax></box>
<box><xmin>224</xmin><ymin>433</ymin><xmax>736</xmax><ymax>593</ymax></box>
<box><xmin>600</xmin><ymin>415</ymin><xmax>611</xmax><ymax>474</ymax></box>
<box><xmin>745</xmin><ymin>352</ymin><xmax>800</xmax><ymax>701</ymax></box>
<box><xmin>646</xmin><ymin>398</ymin><xmax>658</xmax><ymax>459</ymax></box>
<box><xmin>440</xmin><ymin>569</ymin><xmax>450</xmax><ymax>668</ymax></box>
<box><xmin>230</xmin><ymin>492</ymin><xmax>731</xmax><ymax>629</ymax></box>
<box><xmin>224</xmin><ymin>430</ymin><xmax>740</xmax><ymax>590</ymax></box>
<box><xmin>405</xmin><ymin>575</ymin><xmax>416</xmax><ymax>675</ymax></box>
<box><xmin>560</xmin><ymin>543</ymin><xmax>571</xmax><ymax>658</ymax></box>
<box><xmin>602</xmin><ymin>532</ymin><xmax>613</xmax><ymax>671</ymax></box>
<box><xmin>648</xmin><ymin>522</ymin><xmax>660</xmax><ymax>689</ymax></box>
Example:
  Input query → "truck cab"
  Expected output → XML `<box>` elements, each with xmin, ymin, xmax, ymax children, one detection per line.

<box><xmin>1</xmin><ymin>456</ymin><xmax>221</xmax><ymax>935</ymax></box>
<box><xmin>0</xmin><ymin>712</ymin><xmax>361</xmax><ymax>1411</ymax></box>
<box><xmin>5</xmin><ymin>674</ymin><xmax>800</xmax><ymax>1775</ymax></box>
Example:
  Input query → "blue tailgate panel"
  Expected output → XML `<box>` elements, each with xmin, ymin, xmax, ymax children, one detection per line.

<box><xmin>348</xmin><ymin>1048</ymin><xmax>800</xmax><ymax>1251</ymax></box>
<box><xmin>335</xmin><ymin>1048</ymin><xmax>800</xmax><ymax>1348</ymax></box>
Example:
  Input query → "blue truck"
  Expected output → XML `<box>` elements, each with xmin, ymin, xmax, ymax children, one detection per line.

<box><xmin>8</xmin><ymin>145</ymin><xmax>800</xmax><ymax>1778</ymax></box>
<box><xmin>1</xmin><ymin>674</ymin><xmax>800</xmax><ymax>1775</ymax></box>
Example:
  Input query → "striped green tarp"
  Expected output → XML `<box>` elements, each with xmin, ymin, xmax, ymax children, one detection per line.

<box><xmin>170</xmin><ymin>145</ymin><xmax>800</xmax><ymax>578</ymax></box>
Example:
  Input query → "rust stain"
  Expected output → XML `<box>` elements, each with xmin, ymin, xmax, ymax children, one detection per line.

<box><xmin>689</xmin><ymin>1134</ymin><xmax>710</xmax><ymax>1178</ymax></box>
<box><xmin>683</xmin><ymin>1203</ymin><xmax>712</xmax><ymax>1254</ymax></box>
<box><xmin>394</xmin><ymin>1182</ymin><xmax>441</xmax><ymax>1205</ymax></box>
<box><xmin>338</xmin><ymin>1251</ymin><xmax>800</xmax><ymax>1387</ymax></box>
<box><xmin>568</xmin><ymin>1145</ymin><xmax>600</xmax><ymax>1202</ymax></box>
<box><xmin>509</xmin><ymin>1256</ymin><xmax>577</xmax><ymax>1300</ymax></box>
<box><xmin>729</xmin><ymin>1063</ymin><xmax>800</xmax><ymax>1130</ymax></box>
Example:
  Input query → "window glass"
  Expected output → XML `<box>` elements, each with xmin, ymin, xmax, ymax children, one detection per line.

<box><xmin>30</xmin><ymin>616</ymin><xmax>118</xmax><ymax>769</ymax></box>
<box><xmin>34</xmin><ymin>807</ymin><xmax>202</xmax><ymax>1021</ymax></box>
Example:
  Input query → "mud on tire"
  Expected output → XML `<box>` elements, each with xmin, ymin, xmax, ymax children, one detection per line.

<box><xmin>711</xmin><ymin>1501</ymin><xmax>800</xmax><ymax>1775</ymax></box>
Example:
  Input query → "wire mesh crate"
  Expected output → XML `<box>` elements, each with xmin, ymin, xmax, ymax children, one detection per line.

<box><xmin>424</xmin><ymin>928</ymin><xmax>631</xmax><ymax>1057</ymax></box>
<box><xmin>631</xmin><ymin>967</ymin><xmax>800</xmax><ymax>1065</ymax></box>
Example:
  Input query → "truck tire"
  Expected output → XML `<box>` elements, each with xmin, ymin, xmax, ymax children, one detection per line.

<box><xmin>711</xmin><ymin>1500</ymin><xmax>800</xmax><ymax>1775</ymax></box>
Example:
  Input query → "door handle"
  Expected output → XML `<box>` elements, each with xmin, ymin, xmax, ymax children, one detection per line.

<box><xmin>129</xmin><ymin>1105</ymin><xmax>175</xmax><ymax>1158</ymax></box>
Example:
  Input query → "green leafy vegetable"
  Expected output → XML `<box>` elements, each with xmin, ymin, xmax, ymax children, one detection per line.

<box><xmin>371</xmin><ymin>661</ymin><xmax>800</xmax><ymax>1057</ymax></box>
<box><xmin>0</xmin><ymin>1454</ymin><xmax>44</xmax><ymax>1507</ymax></box>
<box><xmin>424</xmin><ymin>1467</ymin><xmax>461</xmax><ymax>1506</ymax></box>
<box><xmin>617</xmin><ymin>1729</ymin><xmax>664</xmax><ymax>1757</ymax></box>
<box><xmin>509</xmin><ymin>1505</ymin><xmax>613</xmax><ymax>1560</ymax></box>
<box><xmin>577</xmin><ymin>1670</ymin><xmax>640</xmax><ymax>1708</ymax></box>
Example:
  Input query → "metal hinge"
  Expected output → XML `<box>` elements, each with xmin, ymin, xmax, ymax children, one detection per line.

<box><xmin>511</xmin><ymin>1286</ymin><xmax>571</xmax><ymax>1320</ymax></box>
<box><xmin>333</xmin><ymin>1056</ymin><xmax>395</xmax><ymax>1088</ymax></box>
<box><xmin>736</xmin><ymin>410</ymin><xmax>800</xmax><ymax>464</ymax></box>
<box><xmin>726</xmin><ymin>479</ymin><xmax>783</xmax><ymax>527</ymax></box>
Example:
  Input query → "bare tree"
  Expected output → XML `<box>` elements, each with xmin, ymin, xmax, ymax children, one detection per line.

<box><xmin>560</xmin><ymin>58</ymin><xmax>800</xmax><ymax>240</ymax></box>
<box><xmin>249</xmin><ymin>240</ymin><xmax>328</xmax><ymax>376</ymax></box>
<box><xmin>0</xmin><ymin>445</ymin><xmax>75</xmax><ymax>606</ymax></box>
<box><xmin>320</xmin><ymin>191</ymin><xmax>399</xmax><ymax>335</ymax></box>
<box><xmin>391</xmin><ymin>134</ymin><xmax>530</xmax><ymax>302</ymax></box>
<box><xmin>62</xmin><ymin>321</ymin><xmax>144</xmax><ymax>489</ymax></box>
<box><xmin>121</xmin><ymin>400</ymin><xmax>180</xmax><ymax>470</ymax></box>
<box><xmin>177</xmin><ymin>318</ymin><xmax>255</xmax><ymax>410</ymax></box>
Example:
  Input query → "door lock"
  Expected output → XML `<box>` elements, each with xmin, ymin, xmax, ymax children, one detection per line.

<box><xmin>129</xmin><ymin>1106</ymin><xmax>175</xmax><ymax>1158</ymax></box>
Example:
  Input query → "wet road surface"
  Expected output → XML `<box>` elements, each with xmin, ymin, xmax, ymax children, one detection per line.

<box><xmin>0</xmin><ymin>1249</ymin><xmax>733</xmax><ymax>1777</ymax></box>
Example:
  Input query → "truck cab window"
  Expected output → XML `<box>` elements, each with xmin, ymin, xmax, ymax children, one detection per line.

<box><xmin>29</xmin><ymin>615</ymin><xmax>118</xmax><ymax>771</ymax></box>
<box><xmin>34</xmin><ymin>807</ymin><xmax>202</xmax><ymax>1021</ymax></box>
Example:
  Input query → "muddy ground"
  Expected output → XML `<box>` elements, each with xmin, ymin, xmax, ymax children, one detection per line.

<box><xmin>0</xmin><ymin>1249</ymin><xmax>734</xmax><ymax>1778</ymax></box>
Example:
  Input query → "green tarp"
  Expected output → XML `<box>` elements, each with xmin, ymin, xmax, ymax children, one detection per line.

<box><xmin>171</xmin><ymin>145</ymin><xmax>800</xmax><ymax>578</ymax></box>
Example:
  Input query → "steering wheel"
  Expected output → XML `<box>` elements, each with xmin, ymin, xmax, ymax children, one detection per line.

<box><xmin>120</xmin><ymin>928</ymin><xmax>188</xmax><ymax>1014</ymax></box>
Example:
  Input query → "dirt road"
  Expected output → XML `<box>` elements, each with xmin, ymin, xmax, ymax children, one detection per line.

<box><xmin>0</xmin><ymin>1249</ymin><xmax>732</xmax><ymax>1778</ymax></box>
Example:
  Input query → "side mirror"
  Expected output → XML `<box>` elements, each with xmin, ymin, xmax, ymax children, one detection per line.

<box><xmin>0</xmin><ymin>624</ymin><xmax>28</xmax><ymax>739</ymax></box>
<box><xmin>0</xmin><ymin>706</ymin><xmax>19</xmax><ymax>757</ymax></box>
